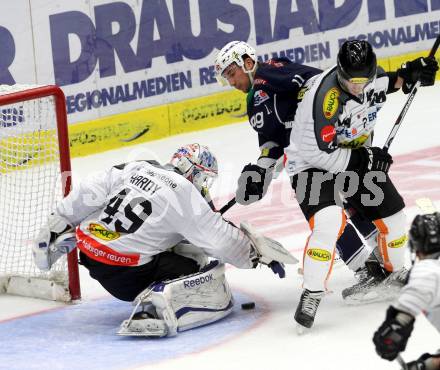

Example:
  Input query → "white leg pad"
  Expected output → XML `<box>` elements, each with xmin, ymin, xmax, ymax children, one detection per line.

<box><xmin>118</xmin><ymin>261</ymin><xmax>233</xmax><ymax>337</ymax></box>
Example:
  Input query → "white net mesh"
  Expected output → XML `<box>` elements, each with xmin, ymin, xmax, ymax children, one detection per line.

<box><xmin>0</xmin><ymin>84</ymin><xmax>69</xmax><ymax>292</ymax></box>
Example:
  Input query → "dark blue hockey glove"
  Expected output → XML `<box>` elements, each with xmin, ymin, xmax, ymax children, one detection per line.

<box><xmin>236</xmin><ymin>163</ymin><xmax>272</xmax><ymax>205</ymax></box>
<box><xmin>268</xmin><ymin>261</ymin><xmax>286</xmax><ymax>278</ymax></box>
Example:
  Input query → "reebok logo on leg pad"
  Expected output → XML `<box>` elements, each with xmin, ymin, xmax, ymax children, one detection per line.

<box><xmin>183</xmin><ymin>273</ymin><xmax>213</xmax><ymax>288</ymax></box>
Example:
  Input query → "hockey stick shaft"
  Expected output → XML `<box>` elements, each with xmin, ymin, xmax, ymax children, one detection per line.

<box><xmin>383</xmin><ymin>34</ymin><xmax>440</xmax><ymax>151</ymax></box>
<box><xmin>219</xmin><ymin>197</ymin><xmax>236</xmax><ymax>215</ymax></box>
<box><xmin>396</xmin><ymin>354</ymin><xmax>408</xmax><ymax>370</ymax></box>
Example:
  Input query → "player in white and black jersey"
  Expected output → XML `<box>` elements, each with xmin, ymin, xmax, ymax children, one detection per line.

<box><xmin>285</xmin><ymin>40</ymin><xmax>438</xmax><ymax>330</ymax></box>
<box><xmin>214</xmin><ymin>41</ymin><xmax>390</xmax><ymax>295</ymax></box>
<box><xmin>374</xmin><ymin>212</ymin><xmax>440</xmax><ymax>370</ymax></box>
<box><xmin>32</xmin><ymin>144</ymin><xmax>290</xmax><ymax>337</ymax></box>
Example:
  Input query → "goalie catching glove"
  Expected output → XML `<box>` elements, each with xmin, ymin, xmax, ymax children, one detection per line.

<box><xmin>240</xmin><ymin>221</ymin><xmax>298</xmax><ymax>278</ymax></box>
<box><xmin>32</xmin><ymin>214</ymin><xmax>76</xmax><ymax>271</ymax></box>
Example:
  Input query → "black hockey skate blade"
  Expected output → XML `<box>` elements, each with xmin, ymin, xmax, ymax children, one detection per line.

<box><xmin>241</xmin><ymin>302</ymin><xmax>256</xmax><ymax>310</ymax></box>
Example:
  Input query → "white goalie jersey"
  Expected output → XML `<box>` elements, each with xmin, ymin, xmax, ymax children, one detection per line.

<box><xmin>55</xmin><ymin>161</ymin><xmax>253</xmax><ymax>269</ymax></box>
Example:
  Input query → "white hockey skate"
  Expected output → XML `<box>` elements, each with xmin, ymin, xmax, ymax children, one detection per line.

<box><xmin>118</xmin><ymin>310</ymin><xmax>167</xmax><ymax>337</ymax></box>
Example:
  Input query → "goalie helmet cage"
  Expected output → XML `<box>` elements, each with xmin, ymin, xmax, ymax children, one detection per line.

<box><xmin>0</xmin><ymin>84</ymin><xmax>81</xmax><ymax>302</ymax></box>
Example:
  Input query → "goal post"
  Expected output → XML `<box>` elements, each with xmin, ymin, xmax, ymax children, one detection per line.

<box><xmin>0</xmin><ymin>84</ymin><xmax>81</xmax><ymax>301</ymax></box>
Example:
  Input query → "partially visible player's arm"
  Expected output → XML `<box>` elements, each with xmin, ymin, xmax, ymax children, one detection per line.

<box><xmin>388</xmin><ymin>57</ymin><xmax>439</xmax><ymax>93</ymax></box>
<box><xmin>235</xmin><ymin>137</ymin><xmax>281</xmax><ymax>205</ymax></box>
<box><xmin>257</xmin><ymin>136</ymin><xmax>284</xmax><ymax>169</ymax></box>
<box><xmin>393</xmin><ymin>260</ymin><xmax>439</xmax><ymax>317</ymax></box>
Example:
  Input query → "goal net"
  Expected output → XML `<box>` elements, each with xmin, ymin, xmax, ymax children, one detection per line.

<box><xmin>0</xmin><ymin>84</ymin><xmax>80</xmax><ymax>301</ymax></box>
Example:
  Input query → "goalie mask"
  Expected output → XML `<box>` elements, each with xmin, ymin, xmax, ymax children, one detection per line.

<box><xmin>409</xmin><ymin>212</ymin><xmax>440</xmax><ymax>256</ymax></box>
<box><xmin>214</xmin><ymin>40</ymin><xmax>257</xmax><ymax>87</ymax></box>
<box><xmin>170</xmin><ymin>144</ymin><xmax>218</xmax><ymax>191</ymax></box>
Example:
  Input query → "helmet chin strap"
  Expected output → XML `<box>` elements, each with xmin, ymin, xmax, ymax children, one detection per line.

<box><xmin>244</xmin><ymin>62</ymin><xmax>257</xmax><ymax>92</ymax></box>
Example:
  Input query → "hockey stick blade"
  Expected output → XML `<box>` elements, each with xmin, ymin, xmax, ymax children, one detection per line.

<box><xmin>415</xmin><ymin>197</ymin><xmax>437</xmax><ymax>214</ymax></box>
<box><xmin>383</xmin><ymin>34</ymin><xmax>440</xmax><ymax>151</ymax></box>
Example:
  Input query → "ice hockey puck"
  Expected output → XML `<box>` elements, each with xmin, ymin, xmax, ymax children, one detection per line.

<box><xmin>241</xmin><ymin>302</ymin><xmax>255</xmax><ymax>310</ymax></box>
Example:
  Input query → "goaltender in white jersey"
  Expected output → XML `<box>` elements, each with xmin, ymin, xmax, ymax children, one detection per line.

<box><xmin>33</xmin><ymin>144</ymin><xmax>295</xmax><ymax>337</ymax></box>
<box><xmin>70</xmin><ymin>160</ymin><xmax>252</xmax><ymax>269</ymax></box>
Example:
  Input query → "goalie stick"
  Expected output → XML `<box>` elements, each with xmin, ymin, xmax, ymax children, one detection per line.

<box><xmin>219</xmin><ymin>197</ymin><xmax>236</xmax><ymax>215</ymax></box>
<box><xmin>383</xmin><ymin>34</ymin><xmax>440</xmax><ymax>151</ymax></box>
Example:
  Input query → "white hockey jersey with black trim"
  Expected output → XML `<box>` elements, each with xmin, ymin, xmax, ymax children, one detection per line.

<box><xmin>55</xmin><ymin>161</ymin><xmax>253</xmax><ymax>268</ymax></box>
<box><xmin>285</xmin><ymin>65</ymin><xmax>390</xmax><ymax>176</ymax></box>
<box><xmin>394</xmin><ymin>258</ymin><xmax>440</xmax><ymax>332</ymax></box>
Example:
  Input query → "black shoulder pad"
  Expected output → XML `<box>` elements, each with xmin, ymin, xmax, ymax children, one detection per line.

<box><xmin>376</xmin><ymin>65</ymin><xmax>386</xmax><ymax>77</ymax></box>
<box><xmin>113</xmin><ymin>163</ymin><xmax>128</xmax><ymax>170</ymax></box>
<box><xmin>255</xmin><ymin>60</ymin><xmax>321</xmax><ymax>93</ymax></box>
<box><xmin>385</xmin><ymin>71</ymin><xmax>400</xmax><ymax>94</ymax></box>
<box><xmin>113</xmin><ymin>160</ymin><xmax>162</xmax><ymax>171</ymax></box>
<box><xmin>145</xmin><ymin>159</ymin><xmax>162</xmax><ymax>167</ymax></box>
<box><xmin>312</xmin><ymin>69</ymin><xmax>341</xmax><ymax>153</ymax></box>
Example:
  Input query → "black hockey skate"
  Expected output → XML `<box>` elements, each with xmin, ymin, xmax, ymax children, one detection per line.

<box><xmin>343</xmin><ymin>260</ymin><xmax>388</xmax><ymax>298</ymax></box>
<box><xmin>294</xmin><ymin>289</ymin><xmax>324</xmax><ymax>331</ymax></box>
<box><xmin>342</xmin><ymin>261</ymin><xmax>409</xmax><ymax>304</ymax></box>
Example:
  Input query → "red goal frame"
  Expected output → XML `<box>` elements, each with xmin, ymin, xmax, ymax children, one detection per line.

<box><xmin>0</xmin><ymin>85</ymin><xmax>81</xmax><ymax>301</ymax></box>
